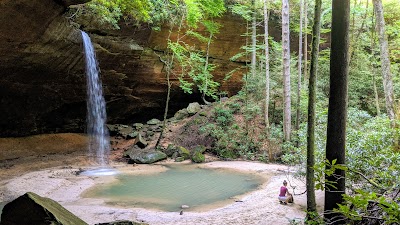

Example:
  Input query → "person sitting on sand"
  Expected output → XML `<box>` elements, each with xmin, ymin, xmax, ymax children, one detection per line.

<box><xmin>278</xmin><ymin>180</ymin><xmax>293</xmax><ymax>204</ymax></box>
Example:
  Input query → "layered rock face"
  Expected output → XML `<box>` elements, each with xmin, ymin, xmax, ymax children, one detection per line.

<box><xmin>0</xmin><ymin>1</ymin><xmax>249</xmax><ymax>137</ymax></box>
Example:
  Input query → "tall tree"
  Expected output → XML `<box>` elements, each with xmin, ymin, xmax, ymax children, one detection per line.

<box><xmin>201</xmin><ymin>22</ymin><xmax>216</xmax><ymax>105</ymax></box>
<box><xmin>324</xmin><ymin>0</ymin><xmax>350</xmax><ymax>223</ymax></box>
<box><xmin>156</xmin><ymin>10</ymin><xmax>185</xmax><ymax>148</ymax></box>
<box><xmin>306</xmin><ymin>0</ymin><xmax>322</xmax><ymax>219</ymax></box>
<box><xmin>370</xmin><ymin>6</ymin><xmax>381</xmax><ymax>116</ymax></box>
<box><xmin>156</xmin><ymin>0</ymin><xmax>225</xmax><ymax>147</ymax></box>
<box><xmin>373</xmin><ymin>0</ymin><xmax>396</xmax><ymax>126</ymax></box>
<box><xmin>263</xmin><ymin>0</ymin><xmax>271</xmax><ymax>161</ymax></box>
<box><xmin>282</xmin><ymin>0</ymin><xmax>291</xmax><ymax>141</ymax></box>
<box><xmin>303</xmin><ymin>0</ymin><xmax>308</xmax><ymax>82</ymax></box>
<box><xmin>295</xmin><ymin>0</ymin><xmax>304</xmax><ymax>135</ymax></box>
<box><xmin>251</xmin><ymin>0</ymin><xmax>257</xmax><ymax>81</ymax></box>
<box><xmin>349</xmin><ymin>0</ymin><xmax>369</xmax><ymax>61</ymax></box>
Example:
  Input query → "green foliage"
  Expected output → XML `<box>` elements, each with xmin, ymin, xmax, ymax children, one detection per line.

<box><xmin>337</xmin><ymin>190</ymin><xmax>400</xmax><ymax>223</ymax></box>
<box><xmin>230</xmin><ymin>4</ymin><xmax>252</xmax><ymax>21</ymax></box>
<box><xmin>156</xmin><ymin>0</ymin><xmax>225</xmax><ymax>101</ymax></box>
<box><xmin>184</xmin><ymin>0</ymin><xmax>225</xmax><ymax>28</ymax></box>
<box><xmin>81</xmin><ymin>0</ymin><xmax>153</xmax><ymax>28</ymax></box>
<box><xmin>214</xmin><ymin>106</ymin><xmax>234</xmax><ymax>126</ymax></box>
<box><xmin>198</xmin><ymin>98</ymin><xmax>268</xmax><ymax>160</ymax></box>
<box><xmin>313</xmin><ymin>159</ymin><xmax>348</xmax><ymax>191</ymax></box>
<box><xmin>170</xmin><ymin>42</ymin><xmax>220</xmax><ymax>99</ymax></box>
<box><xmin>346</xmin><ymin>114</ymin><xmax>400</xmax><ymax>192</ymax></box>
<box><xmin>288</xmin><ymin>106</ymin><xmax>399</xmax><ymax>224</ymax></box>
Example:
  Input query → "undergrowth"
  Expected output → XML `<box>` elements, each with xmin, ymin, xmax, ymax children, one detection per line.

<box><xmin>199</xmin><ymin>94</ymin><xmax>279</xmax><ymax>161</ymax></box>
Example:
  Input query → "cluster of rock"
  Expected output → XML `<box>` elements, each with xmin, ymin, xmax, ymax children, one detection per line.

<box><xmin>0</xmin><ymin>192</ymin><xmax>146</xmax><ymax>225</ymax></box>
<box><xmin>107</xmin><ymin>103</ymin><xmax>207</xmax><ymax>164</ymax></box>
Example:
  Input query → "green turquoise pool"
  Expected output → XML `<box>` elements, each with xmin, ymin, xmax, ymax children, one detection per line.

<box><xmin>85</xmin><ymin>165</ymin><xmax>264</xmax><ymax>212</ymax></box>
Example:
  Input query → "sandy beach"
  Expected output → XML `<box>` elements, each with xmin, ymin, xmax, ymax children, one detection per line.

<box><xmin>0</xmin><ymin>160</ymin><xmax>324</xmax><ymax>225</ymax></box>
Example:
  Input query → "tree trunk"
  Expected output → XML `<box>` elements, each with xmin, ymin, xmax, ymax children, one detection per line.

<box><xmin>373</xmin><ymin>0</ymin><xmax>396</xmax><ymax>126</ymax></box>
<box><xmin>156</xmin><ymin>14</ymin><xmax>185</xmax><ymax>148</ymax></box>
<box><xmin>264</xmin><ymin>0</ymin><xmax>270</xmax><ymax>130</ymax></box>
<box><xmin>303</xmin><ymin>0</ymin><xmax>308</xmax><ymax>83</ymax></box>
<box><xmin>282</xmin><ymin>0</ymin><xmax>291</xmax><ymax>142</ymax></box>
<box><xmin>202</xmin><ymin>32</ymin><xmax>213</xmax><ymax>105</ymax></box>
<box><xmin>263</xmin><ymin>0</ymin><xmax>271</xmax><ymax>161</ymax></box>
<box><xmin>251</xmin><ymin>0</ymin><xmax>257</xmax><ymax>81</ymax></box>
<box><xmin>245</xmin><ymin>20</ymin><xmax>249</xmax><ymax>137</ymax></box>
<box><xmin>306</xmin><ymin>0</ymin><xmax>321</xmax><ymax>219</ymax></box>
<box><xmin>324</xmin><ymin>0</ymin><xmax>350</xmax><ymax>223</ymax></box>
<box><xmin>295</xmin><ymin>0</ymin><xmax>304</xmax><ymax>135</ymax></box>
<box><xmin>373</xmin><ymin>72</ymin><xmax>381</xmax><ymax>116</ymax></box>
<box><xmin>371</xmin><ymin>8</ymin><xmax>381</xmax><ymax>116</ymax></box>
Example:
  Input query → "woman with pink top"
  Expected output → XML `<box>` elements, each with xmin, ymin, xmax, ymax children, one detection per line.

<box><xmin>278</xmin><ymin>180</ymin><xmax>293</xmax><ymax>204</ymax></box>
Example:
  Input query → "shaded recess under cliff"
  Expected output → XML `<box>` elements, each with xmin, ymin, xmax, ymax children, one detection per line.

<box><xmin>0</xmin><ymin>1</ymin><xmax>261</xmax><ymax>137</ymax></box>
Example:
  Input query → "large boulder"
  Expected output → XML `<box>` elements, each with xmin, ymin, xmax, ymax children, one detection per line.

<box><xmin>164</xmin><ymin>144</ymin><xmax>178</xmax><ymax>157</ymax></box>
<box><xmin>186</xmin><ymin>102</ymin><xmax>201</xmax><ymax>115</ymax></box>
<box><xmin>173</xmin><ymin>109</ymin><xmax>189</xmax><ymax>120</ymax></box>
<box><xmin>134</xmin><ymin>133</ymin><xmax>148</xmax><ymax>149</ymax></box>
<box><xmin>178</xmin><ymin>146</ymin><xmax>191</xmax><ymax>160</ymax></box>
<box><xmin>191</xmin><ymin>151</ymin><xmax>205</xmax><ymax>163</ymax></box>
<box><xmin>128</xmin><ymin>150</ymin><xmax>167</xmax><ymax>164</ymax></box>
<box><xmin>0</xmin><ymin>192</ymin><xmax>87</xmax><ymax>225</ymax></box>
<box><xmin>191</xmin><ymin>145</ymin><xmax>206</xmax><ymax>163</ymax></box>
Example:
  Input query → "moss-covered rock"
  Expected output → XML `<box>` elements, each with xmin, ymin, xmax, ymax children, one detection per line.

<box><xmin>175</xmin><ymin>157</ymin><xmax>185</xmax><ymax>162</ymax></box>
<box><xmin>199</xmin><ymin>111</ymin><xmax>208</xmax><ymax>117</ymax></box>
<box><xmin>178</xmin><ymin>146</ymin><xmax>190</xmax><ymax>160</ymax></box>
<box><xmin>146</xmin><ymin>131</ymin><xmax>154</xmax><ymax>137</ymax></box>
<box><xmin>186</xmin><ymin>102</ymin><xmax>201</xmax><ymax>115</ymax></box>
<box><xmin>191</xmin><ymin>151</ymin><xmax>205</xmax><ymax>163</ymax></box>
<box><xmin>164</xmin><ymin>144</ymin><xmax>178</xmax><ymax>157</ymax></box>
<box><xmin>1</xmin><ymin>192</ymin><xmax>87</xmax><ymax>225</ymax></box>
<box><xmin>127</xmin><ymin>131</ymin><xmax>138</xmax><ymax>139</ymax></box>
<box><xmin>128</xmin><ymin>150</ymin><xmax>167</xmax><ymax>164</ymax></box>
<box><xmin>173</xmin><ymin>109</ymin><xmax>189</xmax><ymax>120</ymax></box>
<box><xmin>146</xmin><ymin>118</ymin><xmax>161</xmax><ymax>125</ymax></box>
<box><xmin>133</xmin><ymin>123</ymin><xmax>144</xmax><ymax>130</ymax></box>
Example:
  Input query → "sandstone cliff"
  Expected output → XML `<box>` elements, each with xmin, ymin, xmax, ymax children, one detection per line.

<box><xmin>0</xmin><ymin>0</ymin><xmax>249</xmax><ymax>137</ymax></box>
<box><xmin>1</xmin><ymin>0</ymin><xmax>301</xmax><ymax>137</ymax></box>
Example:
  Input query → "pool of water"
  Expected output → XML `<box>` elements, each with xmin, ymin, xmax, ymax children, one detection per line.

<box><xmin>85</xmin><ymin>165</ymin><xmax>264</xmax><ymax>212</ymax></box>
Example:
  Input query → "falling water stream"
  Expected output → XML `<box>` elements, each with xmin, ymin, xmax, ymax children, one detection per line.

<box><xmin>81</xmin><ymin>31</ymin><xmax>110</xmax><ymax>167</ymax></box>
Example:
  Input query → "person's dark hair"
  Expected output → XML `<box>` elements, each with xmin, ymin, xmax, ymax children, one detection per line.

<box><xmin>283</xmin><ymin>180</ymin><xmax>287</xmax><ymax>185</ymax></box>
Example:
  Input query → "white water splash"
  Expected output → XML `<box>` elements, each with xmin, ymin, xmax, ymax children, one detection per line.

<box><xmin>80</xmin><ymin>168</ymin><xmax>118</xmax><ymax>176</ymax></box>
<box><xmin>81</xmin><ymin>31</ymin><xmax>110</xmax><ymax>166</ymax></box>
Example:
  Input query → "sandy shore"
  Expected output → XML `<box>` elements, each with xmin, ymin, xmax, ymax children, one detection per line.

<box><xmin>0</xmin><ymin>161</ymin><xmax>324</xmax><ymax>225</ymax></box>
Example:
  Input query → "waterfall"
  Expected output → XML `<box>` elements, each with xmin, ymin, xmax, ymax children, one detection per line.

<box><xmin>81</xmin><ymin>31</ymin><xmax>110</xmax><ymax>166</ymax></box>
